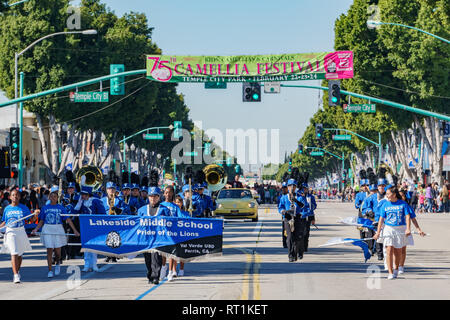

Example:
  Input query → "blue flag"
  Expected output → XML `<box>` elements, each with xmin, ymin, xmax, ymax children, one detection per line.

<box><xmin>344</xmin><ymin>238</ymin><xmax>372</xmax><ymax>262</ymax></box>
<box><xmin>357</xmin><ymin>218</ymin><xmax>376</xmax><ymax>231</ymax></box>
<box><xmin>79</xmin><ymin>215</ymin><xmax>223</xmax><ymax>261</ymax></box>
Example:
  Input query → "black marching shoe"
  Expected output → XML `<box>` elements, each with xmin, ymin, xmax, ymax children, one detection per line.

<box><xmin>152</xmin><ymin>278</ymin><xmax>160</xmax><ymax>285</ymax></box>
<box><xmin>298</xmin><ymin>254</ymin><xmax>303</xmax><ymax>260</ymax></box>
<box><xmin>289</xmin><ymin>257</ymin><xmax>295</xmax><ymax>262</ymax></box>
<box><xmin>378</xmin><ymin>256</ymin><xmax>384</xmax><ymax>261</ymax></box>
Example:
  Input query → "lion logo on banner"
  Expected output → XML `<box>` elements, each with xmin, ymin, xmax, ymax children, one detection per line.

<box><xmin>105</xmin><ymin>231</ymin><xmax>121</xmax><ymax>249</ymax></box>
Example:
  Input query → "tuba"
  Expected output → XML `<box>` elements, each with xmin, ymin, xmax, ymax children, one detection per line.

<box><xmin>76</xmin><ymin>165</ymin><xmax>104</xmax><ymax>192</ymax></box>
<box><xmin>203</xmin><ymin>164</ymin><xmax>227</xmax><ymax>192</ymax></box>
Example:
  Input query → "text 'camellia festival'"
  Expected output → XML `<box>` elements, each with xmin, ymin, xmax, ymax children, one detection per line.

<box><xmin>146</xmin><ymin>51</ymin><xmax>354</xmax><ymax>82</ymax></box>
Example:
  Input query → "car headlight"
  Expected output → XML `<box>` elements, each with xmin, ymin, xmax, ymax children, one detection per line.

<box><xmin>218</xmin><ymin>203</ymin><xmax>223</xmax><ymax>209</ymax></box>
<box><xmin>248</xmin><ymin>202</ymin><xmax>256</xmax><ymax>208</ymax></box>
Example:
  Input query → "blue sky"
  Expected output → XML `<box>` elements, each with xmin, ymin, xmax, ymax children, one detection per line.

<box><xmin>1</xmin><ymin>0</ymin><xmax>355</xmax><ymax>172</ymax></box>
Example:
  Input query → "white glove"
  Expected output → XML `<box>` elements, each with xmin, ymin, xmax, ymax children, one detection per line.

<box><xmin>74</xmin><ymin>197</ymin><xmax>84</xmax><ymax>211</ymax></box>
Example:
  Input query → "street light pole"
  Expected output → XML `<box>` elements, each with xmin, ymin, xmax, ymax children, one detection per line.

<box><xmin>367</xmin><ymin>20</ymin><xmax>450</xmax><ymax>44</ymax></box>
<box><xmin>14</xmin><ymin>29</ymin><xmax>97</xmax><ymax>185</ymax></box>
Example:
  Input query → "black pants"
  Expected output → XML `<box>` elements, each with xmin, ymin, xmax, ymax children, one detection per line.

<box><xmin>282</xmin><ymin>221</ymin><xmax>287</xmax><ymax>248</ymax></box>
<box><xmin>144</xmin><ymin>252</ymin><xmax>162</xmax><ymax>281</ymax></box>
<box><xmin>67</xmin><ymin>218</ymin><xmax>81</xmax><ymax>258</ymax></box>
<box><xmin>365</xmin><ymin>228</ymin><xmax>376</xmax><ymax>254</ymax></box>
<box><xmin>284</xmin><ymin>215</ymin><xmax>306</xmax><ymax>260</ymax></box>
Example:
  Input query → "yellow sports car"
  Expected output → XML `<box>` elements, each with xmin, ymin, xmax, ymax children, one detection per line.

<box><xmin>213</xmin><ymin>188</ymin><xmax>259</xmax><ymax>222</ymax></box>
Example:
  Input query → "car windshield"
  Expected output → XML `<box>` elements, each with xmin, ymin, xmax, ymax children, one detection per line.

<box><xmin>218</xmin><ymin>189</ymin><xmax>252</xmax><ymax>199</ymax></box>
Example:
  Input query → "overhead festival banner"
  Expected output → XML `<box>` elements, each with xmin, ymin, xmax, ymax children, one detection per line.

<box><xmin>79</xmin><ymin>215</ymin><xmax>223</xmax><ymax>261</ymax></box>
<box><xmin>146</xmin><ymin>51</ymin><xmax>354</xmax><ymax>83</ymax></box>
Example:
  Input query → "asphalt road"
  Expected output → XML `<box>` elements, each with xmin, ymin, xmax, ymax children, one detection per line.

<box><xmin>1</xmin><ymin>201</ymin><xmax>449</xmax><ymax>300</ymax></box>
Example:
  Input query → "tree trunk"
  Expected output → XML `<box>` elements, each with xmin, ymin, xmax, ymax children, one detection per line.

<box><xmin>48</xmin><ymin>115</ymin><xmax>60</xmax><ymax>178</ymax></box>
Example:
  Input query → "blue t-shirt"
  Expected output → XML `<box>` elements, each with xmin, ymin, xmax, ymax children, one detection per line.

<box><xmin>1</xmin><ymin>204</ymin><xmax>31</xmax><ymax>228</ymax></box>
<box><xmin>39</xmin><ymin>204</ymin><xmax>68</xmax><ymax>225</ymax></box>
<box><xmin>379</xmin><ymin>200</ymin><xmax>413</xmax><ymax>227</ymax></box>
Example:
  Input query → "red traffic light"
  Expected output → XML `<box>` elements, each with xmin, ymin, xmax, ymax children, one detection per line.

<box><xmin>11</xmin><ymin>168</ymin><xmax>18</xmax><ymax>179</ymax></box>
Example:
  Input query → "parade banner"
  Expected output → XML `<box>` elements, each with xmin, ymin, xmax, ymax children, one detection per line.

<box><xmin>146</xmin><ymin>51</ymin><xmax>353</xmax><ymax>83</ymax></box>
<box><xmin>79</xmin><ymin>215</ymin><xmax>223</xmax><ymax>261</ymax></box>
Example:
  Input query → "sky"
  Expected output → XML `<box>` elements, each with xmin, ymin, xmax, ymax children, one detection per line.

<box><xmin>1</xmin><ymin>0</ymin><xmax>355</xmax><ymax>173</ymax></box>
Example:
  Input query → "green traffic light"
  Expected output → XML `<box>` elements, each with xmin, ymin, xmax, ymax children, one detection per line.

<box><xmin>332</xmin><ymin>97</ymin><xmax>338</xmax><ymax>103</ymax></box>
<box><xmin>12</xmin><ymin>143</ymin><xmax>18</xmax><ymax>148</ymax></box>
<box><xmin>252</xmin><ymin>93</ymin><xmax>259</xmax><ymax>100</ymax></box>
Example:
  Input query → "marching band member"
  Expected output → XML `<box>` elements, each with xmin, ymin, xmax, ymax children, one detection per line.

<box><xmin>278</xmin><ymin>169</ymin><xmax>306</xmax><ymax>262</ymax></box>
<box><xmin>140</xmin><ymin>187</ymin><xmax>149</xmax><ymax>206</ymax></box>
<box><xmin>64</xmin><ymin>182</ymin><xmax>79</xmax><ymax>205</ymax></box>
<box><xmin>301</xmin><ymin>178</ymin><xmax>316</xmax><ymax>253</ymax></box>
<box><xmin>74</xmin><ymin>185</ymin><xmax>106</xmax><ymax>272</ymax></box>
<box><xmin>279</xmin><ymin>182</ymin><xmax>288</xmax><ymax>248</ymax></box>
<box><xmin>101</xmin><ymin>182</ymin><xmax>130</xmax><ymax>215</ymax></box>
<box><xmin>130</xmin><ymin>183</ymin><xmax>144</xmax><ymax>213</ymax></box>
<box><xmin>198</xmin><ymin>182</ymin><xmax>216</xmax><ymax>218</ymax></box>
<box><xmin>361</xmin><ymin>169</ymin><xmax>382</xmax><ymax>259</ymax></box>
<box><xmin>0</xmin><ymin>189</ymin><xmax>37</xmax><ymax>283</ymax></box>
<box><xmin>101</xmin><ymin>182</ymin><xmax>130</xmax><ymax>263</ymax></box>
<box><xmin>355</xmin><ymin>170</ymin><xmax>368</xmax><ymax>219</ymax></box>
<box><xmin>31</xmin><ymin>190</ymin><xmax>79</xmax><ymax>278</ymax></box>
<box><xmin>120</xmin><ymin>183</ymin><xmax>132</xmax><ymax>209</ymax></box>
<box><xmin>174</xmin><ymin>195</ymin><xmax>190</xmax><ymax>276</ymax></box>
<box><xmin>160</xmin><ymin>185</ymin><xmax>185</xmax><ymax>282</ymax></box>
<box><xmin>137</xmin><ymin>184</ymin><xmax>173</xmax><ymax>285</ymax></box>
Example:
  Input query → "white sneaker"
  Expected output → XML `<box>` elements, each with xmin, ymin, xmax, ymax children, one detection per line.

<box><xmin>160</xmin><ymin>265</ymin><xmax>168</xmax><ymax>280</ymax></box>
<box><xmin>172</xmin><ymin>271</ymin><xmax>177</xmax><ymax>278</ymax></box>
<box><xmin>55</xmin><ymin>265</ymin><xmax>61</xmax><ymax>276</ymax></box>
<box><xmin>398</xmin><ymin>266</ymin><xmax>404</xmax><ymax>274</ymax></box>
<box><xmin>393</xmin><ymin>269</ymin><xmax>399</xmax><ymax>278</ymax></box>
<box><xmin>13</xmin><ymin>274</ymin><xmax>20</xmax><ymax>284</ymax></box>
<box><xmin>167</xmin><ymin>271</ymin><xmax>174</xmax><ymax>282</ymax></box>
<box><xmin>92</xmin><ymin>265</ymin><xmax>99</xmax><ymax>272</ymax></box>
<box><xmin>48</xmin><ymin>271</ymin><xmax>54</xmax><ymax>278</ymax></box>
<box><xmin>387</xmin><ymin>274</ymin><xmax>394</xmax><ymax>280</ymax></box>
<box><xmin>178</xmin><ymin>269</ymin><xmax>184</xmax><ymax>277</ymax></box>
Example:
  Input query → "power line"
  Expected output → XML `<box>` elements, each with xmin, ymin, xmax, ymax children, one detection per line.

<box><xmin>355</xmin><ymin>78</ymin><xmax>450</xmax><ymax>100</ymax></box>
<box><xmin>40</xmin><ymin>80</ymin><xmax>151</xmax><ymax>128</ymax></box>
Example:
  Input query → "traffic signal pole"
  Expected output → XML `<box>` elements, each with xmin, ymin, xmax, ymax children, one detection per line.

<box><xmin>1</xmin><ymin>70</ymin><xmax>449</xmax><ymax>122</ymax></box>
<box><xmin>306</xmin><ymin>146</ymin><xmax>345</xmax><ymax>192</ymax></box>
<box><xmin>18</xmin><ymin>72</ymin><xmax>24</xmax><ymax>187</ymax></box>
<box><xmin>324</xmin><ymin>127</ymin><xmax>382</xmax><ymax>166</ymax></box>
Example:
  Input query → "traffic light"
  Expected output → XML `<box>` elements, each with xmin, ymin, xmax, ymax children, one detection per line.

<box><xmin>242</xmin><ymin>82</ymin><xmax>261</xmax><ymax>102</ymax></box>
<box><xmin>9</xmin><ymin>127</ymin><xmax>20</xmax><ymax>164</ymax></box>
<box><xmin>110</xmin><ymin>64</ymin><xmax>125</xmax><ymax>95</ymax></box>
<box><xmin>328</xmin><ymin>80</ymin><xmax>340</xmax><ymax>106</ymax></box>
<box><xmin>288</xmin><ymin>157</ymin><xmax>292</xmax><ymax>173</ymax></box>
<box><xmin>235</xmin><ymin>164</ymin><xmax>241</xmax><ymax>174</ymax></box>
<box><xmin>11</xmin><ymin>168</ymin><xmax>18</xmax><ymax>179</ymax></box>
<box><xmin>315</xmin><ymin>123</ymin><xmax>323</xmax><ymax>140</ymax></box>
<box><xmin>226</xmin><ymin>157</ymin><xmax>232</xmax><ymax>166</ymax></box>
<box><xmin>298</xmin><ymin>144</ymin><xmax>304</xmax><ymax>154</ymax></box>
<box><xmin>173</xmin><ymin>121</ymin><xmax>182</xmax><ymax>139</ymax></box>
<box><xmin>204</xmin><ymin>142</ymin><xmax>211</xmax><ymax>156</ymax></box>
<box><xmin>0</xmin><ymin>148</ymin><xmax>11</xmax><ymax>179</ymax></box>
